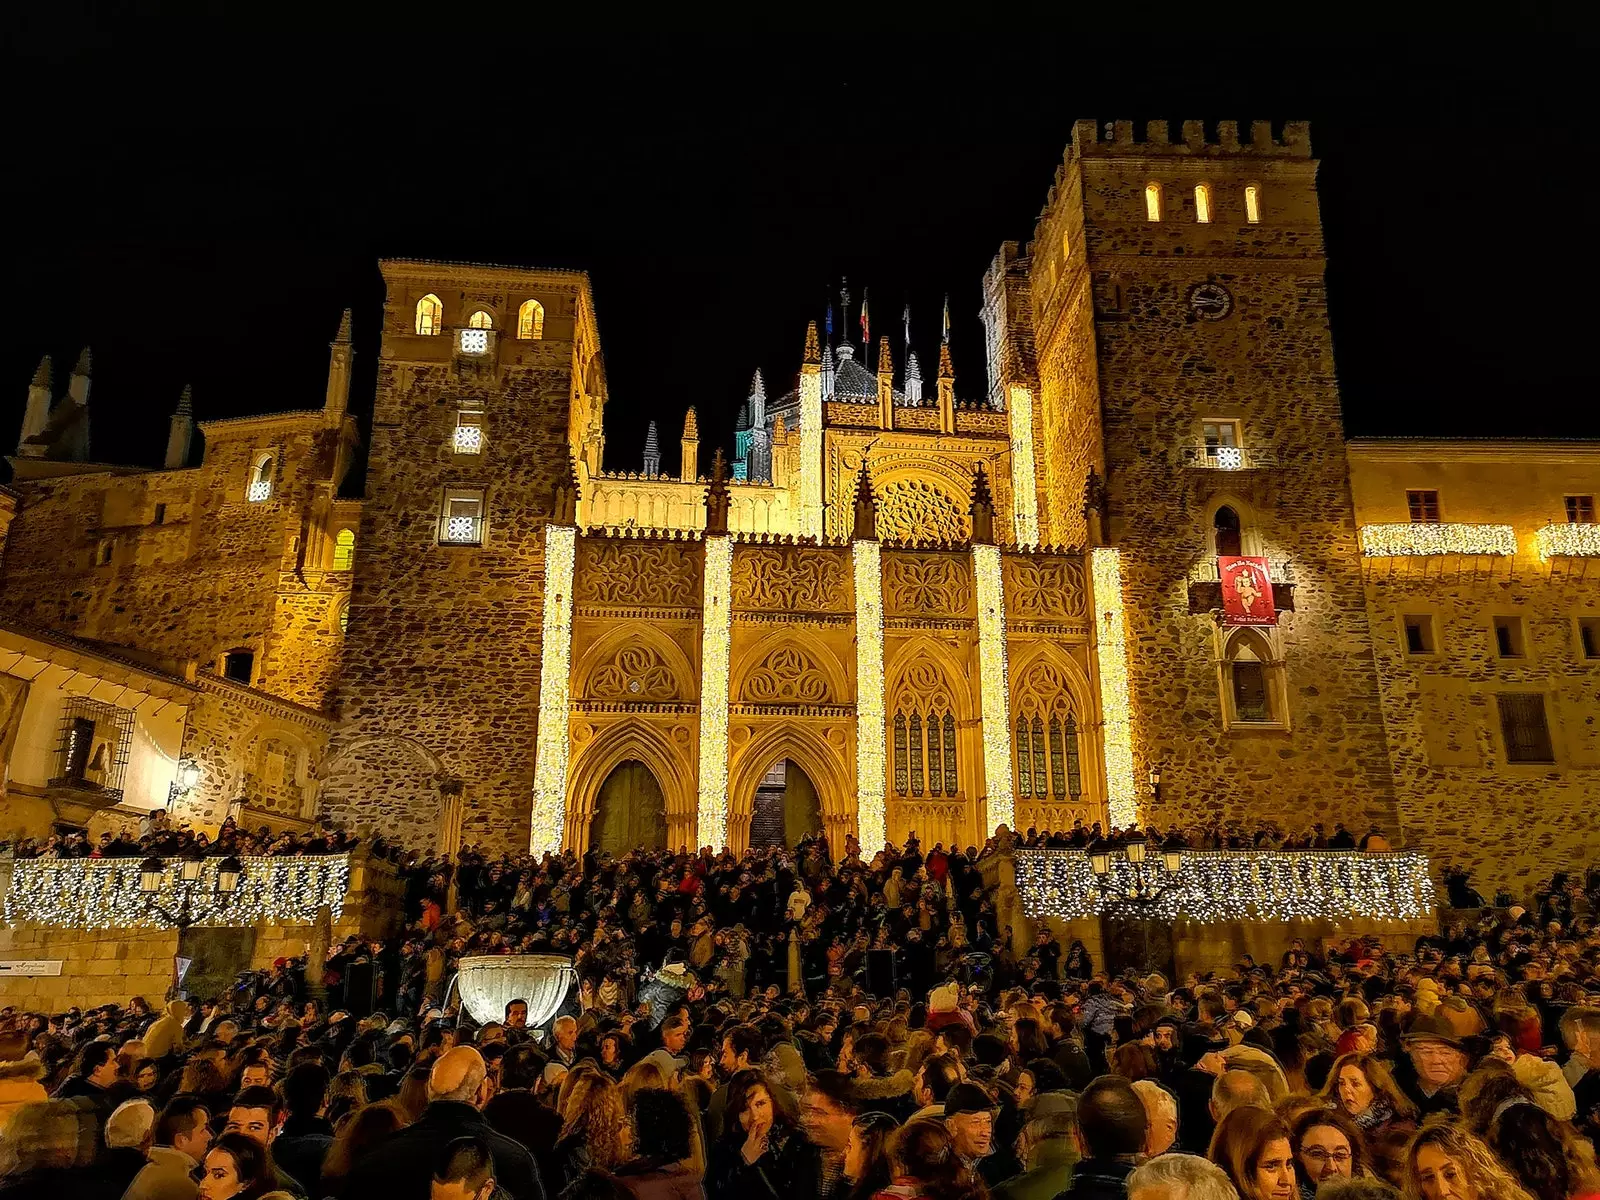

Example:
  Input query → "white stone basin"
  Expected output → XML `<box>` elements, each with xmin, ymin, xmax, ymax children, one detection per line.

<box><xmin>454</xmin><ymin>954</ymin><xmax>574</xmax><ymax>1027</ymax></box>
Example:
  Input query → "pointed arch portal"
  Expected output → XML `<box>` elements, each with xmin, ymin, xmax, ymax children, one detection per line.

<box><xmin>747</xmin><ymin>757</ymin><xmax>824</xmax><ymax>848</ymax></box>
<box><xmin>590</xmin><ymin>759</ymin><xmax>668</xmax><ymax>855</ymax></box>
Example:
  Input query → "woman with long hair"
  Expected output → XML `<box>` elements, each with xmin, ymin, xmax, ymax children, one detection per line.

<box><xmin>1402</xmin><ymin>1123</ymin><xmax>1539</xmax><ymax>1200</ymax></box>
<box><xmin>616</xmin><ymin>1085</ymin><xmax>704</xmax><ymax>1200</ymax></box>
<box><xmin>872</xmin><ymin>1117</ymin><xmax>985</xmax><ymax>1200</ymax></box>
<box><xmin>199</xmin><ymin>1131</ymin><xmax>274</xmax><ymax>1200</ymax></box>
<box><xmin>706</xmin><ymin>1068</ymin><xmax>816</xmax><ymax>1200</ymax></box>
<box><xmin>845</xmin><ymin>1111</ymin><xmax>899</xmax><ymax>1200</ymax></box>
<box><xmin>1289</xmin><ymin>1107</ymin><xmax>1370</xmax><ymax>1200</ymax></box>
<box><xmin>1209</xmin><ymin>1106</ymin><xmax>1297</xmax><ymax>1200</ymax></box>
<box><xmin>1322</xmin><ymin>1054</ymin><xmax>1419</xmax><ymax>1136</ymax></box>
<box><xmin>319</xmin><ymin>1101</ymin><xmax>407</xmax><ymax>1197</ymax></box>
<box><xmin>1487</xmin><ymin>1101</ymin><xmax>1600</xmax><ymax>1200</ymax></box>
<box><xmin>554</xmin><ymin>1071</ymin><xmax>629</xmax><ymax>1192</ymax></box>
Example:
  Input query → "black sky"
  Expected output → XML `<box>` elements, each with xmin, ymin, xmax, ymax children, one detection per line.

<box><xmin>7</xmin><ymin>21</ymin><xmax>1598</xmax><ymax>484</ymax></box>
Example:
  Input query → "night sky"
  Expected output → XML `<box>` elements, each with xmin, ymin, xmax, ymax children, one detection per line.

<box><xmin>7</xmin><ymin>24</ymin><xmax>1596</xmax><ymax>487</ymax></box>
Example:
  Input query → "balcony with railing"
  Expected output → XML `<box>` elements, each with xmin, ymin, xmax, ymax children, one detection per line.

<box><xmin>1179</xmin><ymin>443</ymin><xmax>1279</xmax><ymax>471</ymax></box>
<box><xmin>1185</xmin><ymin>558</ymin><xmax>1296</xmax><ymax>616</ymax></box>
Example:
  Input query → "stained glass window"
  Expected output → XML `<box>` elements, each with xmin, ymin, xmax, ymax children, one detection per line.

<box><xmin>942</xmin><ymin>712</ymin><xmax>957</xmax><ymax>796</ymax></box>
<box><xmin>926</xmin><ymin>715</ymin><xmax>942</xmax><ymax>796</ymax></box>
<box><xmin>908</xmin><ymin>712</ymin><xmax>924</xmax><ymax>796</ymax></box>
<box><xmin>1048</xmin><ymin>716</ymin><xmax>1066</xmax><ymax>798</ymax></box>
<box><xmin>893</xmin><ymin>713</ymin><xmax>907</xmax><ymax>796</ymax></box>
<box><xmin>1016</xmin><ymin>718</ymin><xmax>1032</xmax><ymax>797</ymax></box>
<box><xmin>1064</xmin><ymin>715</ymin><xmax>1082</xmax><ymax>797</ymax></box>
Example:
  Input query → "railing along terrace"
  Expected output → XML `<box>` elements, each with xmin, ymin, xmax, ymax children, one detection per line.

<box><xmin>3</xmin><ymin>853</ymin><xmax>352</xmax><ymax>930</ymax></box>
<box><xmin>1014</xmin><ymin>848</ymin><xmax>1434</xmax><ymax>923</ymax></box>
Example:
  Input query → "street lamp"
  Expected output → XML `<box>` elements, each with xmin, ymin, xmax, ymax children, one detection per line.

<box><xmin>1124</xmin><ymin>830</ymin><xmax>1148</xmax><ymax>866</ymax></box>
<box><xmin>1088</xmin><ymin>838</ymin><xmax>1111</xmax><ymax>879</ymax></box>
<box><xmin>135</xmin><ymin>853</ymin><xmax>246</xmax><ymax>934</ymax></box>
<box><xmin>1148</xmin><ymin>764</ymin><xmax>1162</xmax><ymax>802</ymax></box>
<box><xmin>1084</xmin><ymin>833</ymin><xmax>1186</xmax><ymax>973</ymax></box>
<box><xmin>139</xmin><ymin>856</ymin><xmax>166</xmax><ymax>895</ymax></box>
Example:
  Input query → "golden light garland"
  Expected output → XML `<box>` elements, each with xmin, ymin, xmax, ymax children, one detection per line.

<box><xmin>799</xmin><ymin>367</ymin><xmax>824</xmax><ymax>538</ymax></box>
<box><xmin>529</xmin><ymin>524</ymin><xmax>575</xmax><ymax>855</ymax></box>
<box><xmin>697</xmin><ymin>535</ymin><xmax>733</xmax><ymax>849</ymax></box>
<box><xmin>1007</xmin><ymin>385</ymin><xmax>1040</xmax><ymax>547</ymax></box>
<box><xmin>1090</xmin><ymin>547</ymin><xmax>1137</xmax><ymax>826</ymax></box>
<box><xmin>1535</xmin><ymin>522</ymin><xmax>1600</xmax><ymax>561</ymax></box>
<box><xmin>5</xmin><ymin>854</ymin><xmax>351</xmax><ymax>930</ymax></box>
<box><xmin>1359</xmin><ymin>523</ymin><xmax>1517</xmax><ymax>558</ymax></box>
<box><xmin>973</xmin><ymin>543</ymin><xmax>1016</xmax><ymax>833</ymax></box>
<box><xmin>853</xmin><ymin>539</ymin><xmax>886</xmax><ymax>854</ymax></box>
<box><xmin>1013</xmin><ymin>848</ymin><xmax>1435</xmax><ymax>924</ymax></box>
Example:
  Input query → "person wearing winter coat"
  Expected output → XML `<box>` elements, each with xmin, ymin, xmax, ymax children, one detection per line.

<box><xmin>143</xmin><ymin>1000</ymin><xmax>192</xmax><ymax>1061</ymax></box>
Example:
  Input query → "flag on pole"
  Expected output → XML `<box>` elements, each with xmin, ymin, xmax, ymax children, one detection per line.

<box><xmin>903</xmin><ymin>302</ymin><xmax>911</xmax><ymax>353</ymax></box>
<box><xmin>860</xmin><ymin>288</ymin><xmax>870</xmax><ymax>347</ymax></box>
<box><xmin>941</xmin><ymin>294</ymin><xmax>950</xmax><ymax>343</ymax></box>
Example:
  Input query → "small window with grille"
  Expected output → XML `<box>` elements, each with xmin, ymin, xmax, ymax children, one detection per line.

<box><xmin>50</xmin><ymin>698</ymin><xmax>134</xmax><ymax>800</ymax></box>
<box><xmin>1497</xmin><ymin>693</ymin><xmax>1554</xmax><ymax>763</ymax></box>
<box><xmin>440</xmin><ymin>488</ymin><xmax>486</xmax><ymax>546</ymax></box>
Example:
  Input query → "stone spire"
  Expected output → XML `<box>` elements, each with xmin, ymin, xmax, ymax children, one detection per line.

<box><xmin>970</xmin><ymin>463</ymin><xmax>996</xmax><ymax>545</ymax></box>
<box><xmin>821</xmin><ymin>343</ymin><xmax>836</xmax><ymax>401</ymax></box>
<box><xmin>749</xmin><ymin>369</ymin><xmax>766</xmax><ymax>428</ymax></box>
<box><xmin>937</xmin><ymin>340</ymin><xmax>956</xmax><ymax>434</ymax></box>
<box><xmin>62</xmin><ymin>347</ymin><xmax>91</xmax><ymax>460</ymax></box>
<box><xmin>704</xmin><ymin>447</ymin><xmax>731</xmax><ymax>535</ymax></box>
<box><xmin>324</xmin><ymin>308</ymin><xmax>354</xmax><ymax>423</ymax></box>
<box><xmin>642</xmin><ymin>420</ymin><xmax>661</xmax><ymax>475</ymax></box>
<box><xmin>680</xmin><ymin>406</ymin><xmax>699</xmax><ymax>483</ymax></box>
<box><xmin>905</xmin><ymin>351</ymin><xmax>923</xmax><ymax>406</ymax></box>
<box><xmin>803</xmin><ymin>321</ymin><xmax>821</xmax><ymax>365</ymax></box>
<box><xmin>851</xmin><ymin>460</ymin><xmax>877</xmax><ymax>541</ymax></box>
<box><xmin>18</xmin><ymin>356</ymin><xmax>52</xmax><ymax>454</ymax></box>
<box><xmin>876</xmin><ymin>336</ymin><xmax>895</xmax><ymax>429</ymax></box>
<box><xmin>165</xmin><ymin>385</ymin><xmax>195</xmax><ymax>469</ymax></box>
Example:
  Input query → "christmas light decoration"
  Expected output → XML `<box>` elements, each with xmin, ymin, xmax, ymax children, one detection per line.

<box><xmin>973</xmin><ymin>544</ymin><xmax>1015</xmax><ymax>833</ymax></box>
<box><xmin>799</xmin><ymin>365</ymin><xmax>824</xmax><ymax>538</ymax></box>
<box><xmin>697</xmin><ymin>535</ymin><xmax>733</xmax><ymax>848</ymax></box>
<box><xmin>1535</xmin><ymin>522</ymin><xmax>1600</xmax><ymax>561</ymax></box>
<box><xmin>1359</xmin><ymin>523</ymin><xmax>1516</xmax><ymax>558</ymax></box>
<box><xmin>1014</xmin><ymin>848</ymin><xmax>1435</xmax><ymax>924</ymax></box>
<box><xmin>5</xmin><ymin>854</ymin><xmax>351</xmax><ymax>930</ymax></box>
<box><xmin>1007</xmin><ymin>385</ymin><xmax>1040</xmax><ymax>547</ymax></box>
<box><xmin>853</xmin><ymin>539</ymin><xmax>886</xmax><ymax>853</ymax></box>
<box><xmin>1091</xmin><ymin>548</ymin><xmax>1137</xmax><ymax>826</ymax></box>
<box><xmin>529</xmin><ymin>524</ymin><xmax>575</xmax><ymax>855</ymax></box>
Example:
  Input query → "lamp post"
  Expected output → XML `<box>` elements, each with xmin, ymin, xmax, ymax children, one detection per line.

<box><xmin>167</xmin><ymin>756</ymin><xmax>201</xmax><ymax>809</ymax></box>
<box><xmin>1148</xmin><ymin>764</ymin><xmax>1162</xmax><ymax>803</ymax></box>
<box><xmin>1086</xmin><ymin>833</ymin><xmax>1184</xmax><ymax>972</ymax></box>
<box><xmin>137</xmin><ymin>853</ymin><xmax>245</xmax><ymax>931</ymax></box>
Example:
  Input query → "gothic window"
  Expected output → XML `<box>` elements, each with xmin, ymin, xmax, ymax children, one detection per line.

<box><xmin>908</xmin><ymin>714</ymin><xmax>924</xmax><ymax>796</ymax></box>
<box><xmin>893</xmin><ymin>713</ymin><xmax>908</xmax><ymax>794</ymax></box>
<box><xmin>942</xmin><ymin>713</ymin><xmax>957</xmax><ymax>795</ymax></box>
<box><xmin>1244</xmin><ymin>185</ymin><xmax>1262</xmax><ymax>224</ymax></box>
<box><xmin>248</xmin><ymin>452</ymin><xmax>275</xmax><ymax>502</ymax></box>
<box><xmin>331</xmin><ymin>528</ymin><xmax>356</xmax><ymax>571</ymax></box>
<box><xmin>1214</xmin><ymin>506</ymin><xmax>1242</xmax><ymax>558</ymax></box>
<box><xmin>467</xmin><ymin>309</ymin><xmax>494</xmax><ymax>329</ymax></box>
<box><xmin>1144</xmin><ymin>182</ymin><xmax>1163</xmax><ymax>222</ymax></box>
<box><xmin>1013</xmin><ymin>660</ymin><xmax>1087</xmax><ymax>801</ymax></box>
<box><xmin>518</xmin><ymin>298</ymin><xmax>545</xmax><ymax>340</ymax></box>
<box><xmin>415</xmin><ymin>293</ymin><xmax>443</xmax><ymax>336</ymax></box>
<box><xmin>1194</xmin><ymin>183</ymin><xmax>1213</xmax><ymax>224</ymax></box>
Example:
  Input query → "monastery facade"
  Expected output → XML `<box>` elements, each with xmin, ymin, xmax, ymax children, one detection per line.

<box><xmin>3</xmin><ymin>119</ymin><xmax>1597</xmax><ymax>894</ymax></box>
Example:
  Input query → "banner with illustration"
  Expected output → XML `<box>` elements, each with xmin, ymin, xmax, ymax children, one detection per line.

<box><xmin>1218</xmin><ymin>556</ymin><xmax>1277</xmax><ymax>626</ymax></box>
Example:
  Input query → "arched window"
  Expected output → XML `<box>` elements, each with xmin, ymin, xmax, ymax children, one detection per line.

<box><xmin>415</xmin><ymin>294</ymin><xmax>443</xmax><ymax>336</ymax></box>
<box><xmin>1194</xmin><ymin>183</ymin><xmax>1213</xmax><ymax>224</ymax></box>
<box><xmin>331</xmin><ymin>528</ymin><xmax>356</xmax><ymax>571</ymax></box>
<box><xmin>468</xmin><ymin>309</ymin><xmax>494</xmax><ymax>330</ymax></box>
<box><xmin>1244</xmin><ymin>185</ymin><xmax>1261</xmax><ymax>224</ymax></box>
<box><xmin>1013</xmin><ymin>661</ymin><xmax>1084</xmax><ymax>801</ymax></box>
<box><xmin>1221</xmin><ymin>629</ymin><xmax>1286</xmax><ymax>729</ymax></box>
<box><xmin>518</xmin><ymin>299</ymin><xmax>545</xmax><ymax>340</ymax></box>
<box><xmin>891</xmin><ymin>661</ymin><xmax>959</xmax><ymax>799</ymax></box>
<box><xmin>247</xmin><ymin>452</ymin><xmax>275</xmax><ymax>502</ymax></box>
<box><xmin>1214</xmin><ymin>506</ymin><xmax>1242</xmax><ymax>558</ymax></box>
<box><xmin>1144</xmin><ymin>182</ymin><xmax>1163</xmax><ymax>222</ymax></box>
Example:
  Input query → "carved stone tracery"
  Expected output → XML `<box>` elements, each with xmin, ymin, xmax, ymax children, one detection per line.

<box><xmin>883</xmin><ymin>553</ymin><xmax>974</xmax><ymax>617</ymax></box>
<box><xmin>586</xmin><ymin>643</ymin><xmax>680</xmax><ymax>701</ymax></box>
<box><xmin>741</xmin><ymin>645</ymin><xmax>832</xmax><ymax>705</ymax></box>
<box><xmin>1003</xmin><ymin>555</ymin><xmax>1088</xmax><ymax>620</ymax></box>
<box><xmin>575</xmin><ymin>539</ymin><xmax>700</xmax><ymax>608</ymax></box>
<box><xmin>732</xmin><ymin>547</ymin><xmax>850</xmax><ymax>613</ymax></box>
<box><xmin>876</xmin><ymin>478</ymin><xmax>969</xmax><ymax>544</ymax></box>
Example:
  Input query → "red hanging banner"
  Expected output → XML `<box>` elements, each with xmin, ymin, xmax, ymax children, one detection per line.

<box><xmin>1218</xmin><ymin>556</ymin><xmax>1277</xmax><ymax>626</ymax></box>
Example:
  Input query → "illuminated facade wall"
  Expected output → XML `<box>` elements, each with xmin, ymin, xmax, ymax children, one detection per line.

<box><xmin>530</xmin><ymin>523</ymin><xmax>576</xmax><ymax>855</ymax></box>
<box><xmin>696</xmin><ymin>535</ymin><xmax>733</xmax><ymax>849</ymax></box>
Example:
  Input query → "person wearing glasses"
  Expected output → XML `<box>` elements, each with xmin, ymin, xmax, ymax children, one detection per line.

<box><xmin>1289</xmin><ymin>1108</ymin><xmax>1369</xmax><ymax>1200</ymax></box>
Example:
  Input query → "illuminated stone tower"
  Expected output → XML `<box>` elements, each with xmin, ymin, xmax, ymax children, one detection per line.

<box><xmin>324</xmin><ymin>261</ymin><xmax>602</xmax><ymax>850</ymax></box>
<box><xmin>1024</xmin><ymin>119</ymin><xmax>1398</xmax><ymax>834</ymax></box>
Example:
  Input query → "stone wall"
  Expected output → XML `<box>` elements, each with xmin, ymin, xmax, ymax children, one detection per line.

<box><xmin>1032</xmin><ymin>119</ymin><xmax>1398</xmax><ymax>837</ymax></box>
<box><xmin>324</xmin><ymin>262</ymin><xmax>590</xmax><ymax>851</ymax></box>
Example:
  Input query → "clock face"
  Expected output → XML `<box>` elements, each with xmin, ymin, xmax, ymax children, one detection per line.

<box><xmin>1188</xmin><ymin>282</ymin><xmax>1233</xmax><ymax>321</ymax></box>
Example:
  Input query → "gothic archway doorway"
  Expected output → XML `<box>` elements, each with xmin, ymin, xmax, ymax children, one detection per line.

<box><xmin>748</xmin><ymin>758</ymin><xmax>824</xmax><ymax>848</ymax></box>
<box><xmin>590</xmin><ymin>760</ymin><xmax>668</xmax><ymax>855</ymax></box>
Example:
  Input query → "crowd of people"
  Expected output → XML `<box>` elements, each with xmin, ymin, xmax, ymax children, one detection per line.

<box><xmin>1</xmin><ymin>824</ymin><xmax>1598</xmax><ymax>1200</ymax></box>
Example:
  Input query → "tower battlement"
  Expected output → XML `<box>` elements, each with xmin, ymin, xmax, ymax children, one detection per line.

<box><xmin>1067</xmin><ymin>118</ymin><xmax>1311</xmax><ymax>159</ymax></box>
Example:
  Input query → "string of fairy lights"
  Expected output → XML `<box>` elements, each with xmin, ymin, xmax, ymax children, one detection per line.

<box><xmin>696</xmin><ymin>535</ymin><xmax>733</xmax><ymax>849</ymax></box>
<box><xmin>5</xmin><ymin>854</ymin><xmax>351</xmax><ymax>930</ymax></box>
<box><xmin>1535</xmin><ymin>522</ymin><xmax>1600</xmax><ymax>561</ymax></box>
<box><xmin>1358</xmin><ymin>523</ymin><xmax>1517</xmax><ymax>558</ymax></box>
<box><xmin>973</xmin><ymin>543</ymin><xmax>1016</xmax><ymax>833</ymax></box>
<box><xmin>853</xmin><ymin>539</ymin><xmax>887</xmax><ymax>853</ymax></box>
<box><xmin>530</xmin><ymin>524</ymin><xmax>576</xmax><ymax>856</ymax></box>
<box><xmin>1090</xmin><ymin>548</ymin><xmax>1138</xmax><ymax>827</ymax></box>
<box><xmin>1014</xmin><ymin>848</ymin><xmax>1435</xmax><ymax>923</ymax></box>
<box><xmin>1007</xmin><ymin>385</ymin><xmax>1040</xmax><ymax>548</ymax></box>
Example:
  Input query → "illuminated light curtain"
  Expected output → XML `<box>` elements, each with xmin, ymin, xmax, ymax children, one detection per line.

<box><xmin>942</xmin><ymin>712</ymin><xmax>957</xmax><ymax>796</ymax></box>
<box><xmin>1090</xmin><ymin>547</ymin><xmax>1137</xmax><ymax>826</ymax></box>
<box><xmin>908</xmin><ymin>713</ymin><xmax>924</xmax><ymax>796</ymax></box>
<box><xmin>799</xmin><ymin>367</ymin><xmax>824</xmax><ymax>537</ymax></box>
<box><xmin>853</xmin><ymin>540</ymin><xmax>886</xmax><ymax>853</ymax></box>
<box><xmin>973</xmin><ymin>543</ymin><xmax>1016</xmax><ymax>832</ymax></box>
<box><xmin>530</xmin><ymin>524</ymin><xmax>576</xmax><ymax>855</ymax></box>
<box><xmin>1007</xmin><ymin>385</ymin><xmax>1040</xmax><ymax>547</ymax></box>
<box><xmin>697</xmin><ymin>535</ymin><xmax>733</xmax><ymax>849</ymax></box>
